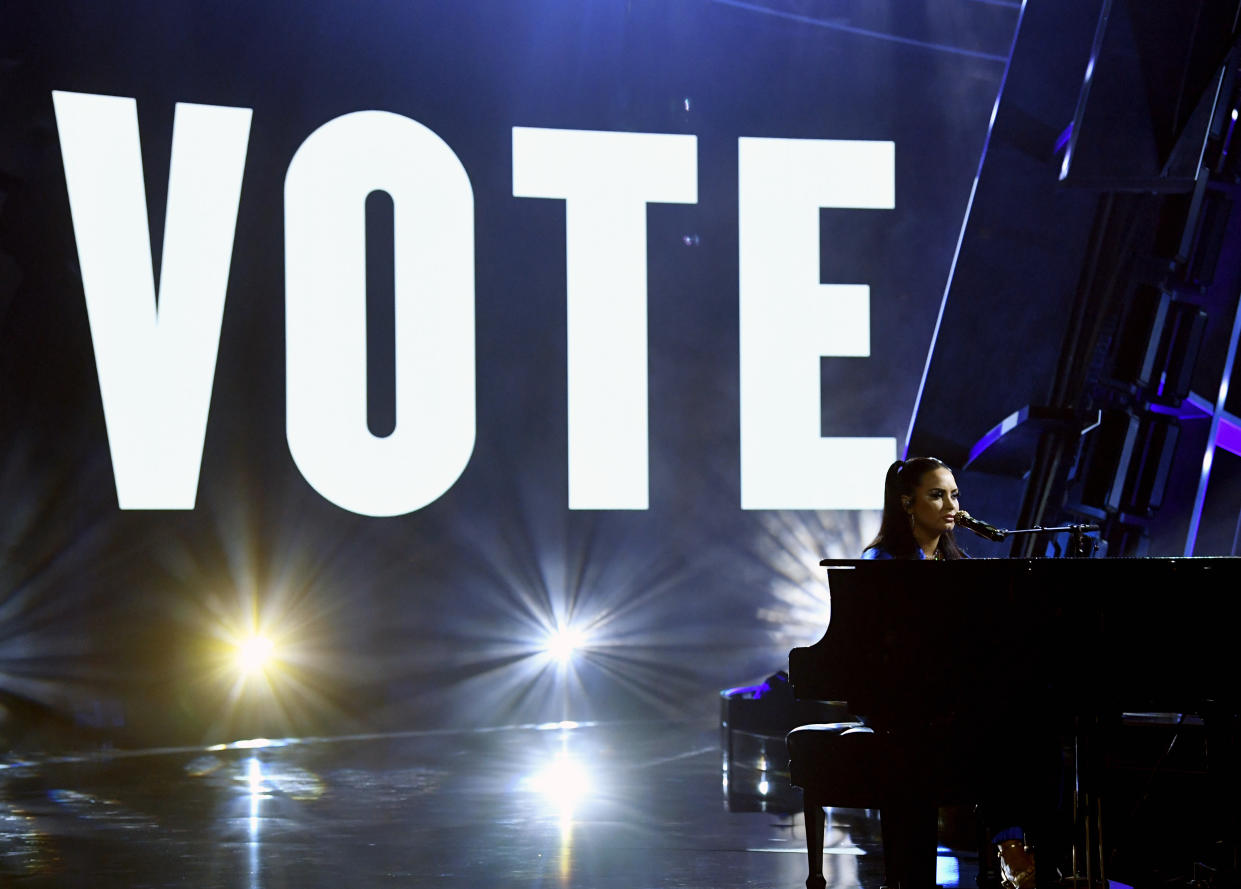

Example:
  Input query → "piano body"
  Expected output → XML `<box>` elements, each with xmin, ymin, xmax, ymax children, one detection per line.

<box><xmin>787</xmin><ymin>557</ymin><xmax>1241</xmax><ymax>888</ymax></box>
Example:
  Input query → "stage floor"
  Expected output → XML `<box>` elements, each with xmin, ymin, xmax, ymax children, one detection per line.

<box><xmin>1</xmin><ymin>719</ymin><xmax>978</xmax><ymax>888</ymax></box>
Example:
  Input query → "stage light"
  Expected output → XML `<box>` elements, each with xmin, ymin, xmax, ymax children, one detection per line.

<box><xmin>235</xmin><ymin>634</ymin><xmax>276</xmax><ymax>677</ymax></box>
<box><xmin>545</xmin><ymin>624</ymin><xmax>587</xmax><ymax>664</ymax></box>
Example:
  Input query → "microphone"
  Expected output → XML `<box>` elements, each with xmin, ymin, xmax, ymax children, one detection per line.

<box><xmin>954</xmin><ymin>510</ymin><xmax>1007</xmax><ymax>542</ymax></box>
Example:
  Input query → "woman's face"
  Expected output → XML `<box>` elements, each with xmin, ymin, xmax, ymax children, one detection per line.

<box><xmin>903</xmin><ymin>466</ymin><xmax>959</xmax><ymax>540</ymax></box>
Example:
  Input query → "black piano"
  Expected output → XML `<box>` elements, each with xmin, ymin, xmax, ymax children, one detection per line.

<box><xmin>787</xmin><ymin>557</ymin><xmax>1241</xmax><ymax>888</ymax></box>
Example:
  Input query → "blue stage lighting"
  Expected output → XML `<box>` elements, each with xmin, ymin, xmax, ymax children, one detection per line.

<box><xmin>545</xmin><ymin>625</ymin><xmax>587</xmax><ymax>664</ymax></box>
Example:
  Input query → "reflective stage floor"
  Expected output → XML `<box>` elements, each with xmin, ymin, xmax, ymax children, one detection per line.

<box><xmin>1</xmin><ymin>719</ymin><xmax>978</xmax><ymax>889</ymax></box>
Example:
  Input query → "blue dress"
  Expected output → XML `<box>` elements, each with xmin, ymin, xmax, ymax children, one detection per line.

<box><xmin>861</xmin><ymin>546</ymin><xmax>926</xmax><ymax>560</ymax></box>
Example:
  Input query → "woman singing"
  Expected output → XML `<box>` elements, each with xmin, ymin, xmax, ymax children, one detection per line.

<box><xmin>863</xmin><ymin>457</ymin><xmax>967</xmax><ymax>561</ymax></box>
<box><xmin>861</xmin><ymin>456</ymin><xmax>1041</xmax><ymax>889</ymax></box>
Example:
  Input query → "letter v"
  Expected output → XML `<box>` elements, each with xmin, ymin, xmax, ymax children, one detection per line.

<box><xmin>53</xmin><ymin>91</ymin><xmax>251</xmax><ymax>509</ymax></box>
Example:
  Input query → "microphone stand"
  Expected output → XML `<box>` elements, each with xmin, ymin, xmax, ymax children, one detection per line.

<box><xmin>974</xmin><ymin>523</ymin><xmax>1102</xmax><ymax>558</ymax></box>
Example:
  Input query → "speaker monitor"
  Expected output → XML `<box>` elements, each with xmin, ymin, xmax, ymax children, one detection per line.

<box><xmin>1079</xmin><ymin>410</ymin><xmax>1180</xmax><ymax>516</ymax></box>
<box><xmin>1121</xmin><ymin>414</ymin><xmax>1180</xmax><ymax>515</ymax></box>
<box><xmin>1112</xmin><ymin>286</ymin><xmax>1206</xmax><ymax>403</ymax></box>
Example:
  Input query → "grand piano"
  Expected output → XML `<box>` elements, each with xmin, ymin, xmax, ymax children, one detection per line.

<box><xmin>787</xmin><ymin>557</ymin><xmax>1241</xmax><ymax>888</ymax></box>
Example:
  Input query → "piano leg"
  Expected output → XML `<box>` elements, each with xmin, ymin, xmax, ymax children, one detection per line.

<box><xmin>803</xmin><ymin>799</ymin><xmax>826</xmax><ymax>888</ymax></box>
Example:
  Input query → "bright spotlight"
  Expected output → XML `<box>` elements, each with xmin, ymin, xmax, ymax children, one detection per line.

<box><xmin>545</xmin><ymin>625</ymin><xmax>586</xmax><ymax>664</ymax></box>
<box><xmin>527</xmin><ymin>753</ymin><xmax>591</xmax><ymax>811</ymax></box>
<box><xmin>235</xmin><ymin>634</ymin><xmax>276</xmax><ymax>676</ymax></box>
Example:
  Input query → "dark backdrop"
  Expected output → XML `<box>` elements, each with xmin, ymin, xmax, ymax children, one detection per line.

<box><xmin>0</xmin><ymin>0</ymin><xmax>1015</xmax><ymax>747</ymax></box>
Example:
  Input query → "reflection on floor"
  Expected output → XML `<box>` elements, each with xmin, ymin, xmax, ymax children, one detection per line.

<box><xmin>0</xmin><ymin>719</ymin><xmax>979</xmax><ymax>889</ymax></box>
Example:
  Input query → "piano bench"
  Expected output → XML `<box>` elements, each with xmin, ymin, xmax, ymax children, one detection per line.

<box><xmin>788</xmin><ymin>722</ymin><xmax>969</xmax><ymax>889</ymax></box>
<box><xmin>786</xmin><ymin>722</ymin><xmax>879</xmax><ymax>808</ymax></box>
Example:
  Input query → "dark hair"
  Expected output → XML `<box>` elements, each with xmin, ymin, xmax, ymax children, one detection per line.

<box><xmin>862</xmin><ymin>457</ymin><xmax>966</xmax><ymax>559</ymax></box>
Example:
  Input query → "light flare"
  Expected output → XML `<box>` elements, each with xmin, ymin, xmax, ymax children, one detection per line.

<box><xmin>235</xmin><ymin>635</ymin><xmax>276</xmax><ymax>677</ymax></box>
<box><xmin>545</xmin><ymin>624</ymin><xmax>588</xmax><ymax>664</ymax></box>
